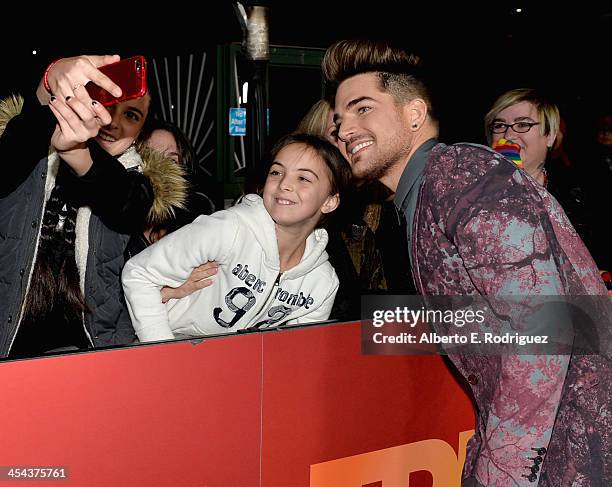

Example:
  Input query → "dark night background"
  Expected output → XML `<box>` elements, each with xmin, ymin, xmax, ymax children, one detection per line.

<box><xmin>1</xmin><ymin>1</ymin><xmax>610</xmax><ymax>147</ymax></box>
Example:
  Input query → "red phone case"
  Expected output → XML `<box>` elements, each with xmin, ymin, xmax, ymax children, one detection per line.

<box><xmin>85</xmin><ymin>56</ymin><xmax>147</xmax><ymax>107</ymax></box>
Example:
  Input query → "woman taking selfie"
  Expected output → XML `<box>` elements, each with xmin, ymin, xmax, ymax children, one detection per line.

<box><xmin>0</xmin><ymin>54</ymin><xmax>187</xmax><ymax>359</ymax></box>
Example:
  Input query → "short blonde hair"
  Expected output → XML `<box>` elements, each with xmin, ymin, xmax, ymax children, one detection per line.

<box><xmin>485</xmin><ymin>88</ymin><xmax>560</xmax><ymax>145</ymax></box>
<box><xmin>295</xmin><ymin>99</ymin><xmax>332</xmax><ymax>137</ymax></box>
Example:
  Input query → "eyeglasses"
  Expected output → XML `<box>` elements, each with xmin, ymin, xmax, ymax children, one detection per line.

<box><xmin>490</xmin><ymin>121</ymin><xmax>540</xmax><ymax>134</ymax></box>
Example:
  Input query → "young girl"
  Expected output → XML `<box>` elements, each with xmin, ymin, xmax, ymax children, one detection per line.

<box><xmin>122</xmin><ymin>133</ymin><xmax>352</xmax><ymax>342</ymax></box>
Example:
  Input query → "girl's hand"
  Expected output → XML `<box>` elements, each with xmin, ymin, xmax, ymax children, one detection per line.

<box><xmin>161</xmin><ymin>262</ymin><xmax>219</xmax><ymax>304</ymax></box>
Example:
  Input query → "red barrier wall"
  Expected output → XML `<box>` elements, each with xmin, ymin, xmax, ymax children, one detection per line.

<box><xmin>0</xmin><ymin>322</ymin><xmax>475</xmax><ymax>486</ymax></box>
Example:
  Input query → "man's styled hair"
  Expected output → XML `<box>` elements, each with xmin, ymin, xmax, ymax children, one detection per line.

<box><xmin>322</xmin><ymin>39</ymin><xmax>436</xmax><ymax>121</ymax></box>
<box><xmin>484</xmin><ymin>88</ymin><xmax>560</xmax><ymax>145</ymax></box>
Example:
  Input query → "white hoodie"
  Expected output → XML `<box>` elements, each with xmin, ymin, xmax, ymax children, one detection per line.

<box><xmin>122</xmin><ymin>194</ymin><xmax>339</xmax><ymax>342</ymax></box>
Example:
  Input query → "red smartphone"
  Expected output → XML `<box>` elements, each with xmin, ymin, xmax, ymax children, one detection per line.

<box><xmin>85</xmin><ymin>56</ymin><xmax>147</xmax><ymax>107</ymax></box>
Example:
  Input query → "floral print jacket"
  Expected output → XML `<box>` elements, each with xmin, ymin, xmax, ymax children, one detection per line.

<box><xmin>411</xmin><ymin>143</ymin><xmax>610</xmax><ymax>486</ymax></box>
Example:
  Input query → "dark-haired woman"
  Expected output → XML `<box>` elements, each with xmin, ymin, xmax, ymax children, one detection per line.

<box><xmin>0</xmin><ymin>54</ymin><xmax>186</xmax><ymax>359</ymax></box>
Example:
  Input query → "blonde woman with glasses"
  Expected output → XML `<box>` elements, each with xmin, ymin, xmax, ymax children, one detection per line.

<box><xmin>485</xmin><ymin>88</ymin><xmax>560</xmax><ymax>186</ymax></box>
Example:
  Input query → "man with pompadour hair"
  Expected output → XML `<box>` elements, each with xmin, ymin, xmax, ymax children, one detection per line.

<box><xmin>324</xmin><ymin>39</ymin><xmax>610</xmax><ymax>486</ymax></box>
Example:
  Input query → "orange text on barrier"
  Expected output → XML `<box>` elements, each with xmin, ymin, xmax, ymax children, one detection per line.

<box><xmin>310</xmin><ymin>430</ymin><xmax>474</xmax><ymax>487</ymax></box>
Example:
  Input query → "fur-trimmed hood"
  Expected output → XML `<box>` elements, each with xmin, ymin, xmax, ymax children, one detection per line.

<box><xmin>0</xmin><ymin>94</ymin><xmax>24</xmax><ymax>138</ymax></box>
<box><xmin>0</xmin><ymin>95</ymin><xmax>187</xmax><ymax>225</ymax></box>
<box><xmin>138</xmin><ymin>145</ymin><xmax>187</xmax><ymax>225</ymax></box>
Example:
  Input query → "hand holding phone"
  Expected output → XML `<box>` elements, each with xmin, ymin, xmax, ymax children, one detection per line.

<box><xmin>86</xmin><ymin>56</ymin><xmax>148</xmax><ymax>107</ymax></box>
<box><xmin>37</xmin><ymin>54</ymin><xmax>123</xmax><ymax>108</ymax></box>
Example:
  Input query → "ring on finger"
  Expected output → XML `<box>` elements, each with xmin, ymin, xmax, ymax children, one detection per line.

<box><xmin>73</xmin><ymin>83</ymin><xmax>81</xmax><ymax>91</ymax></box>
